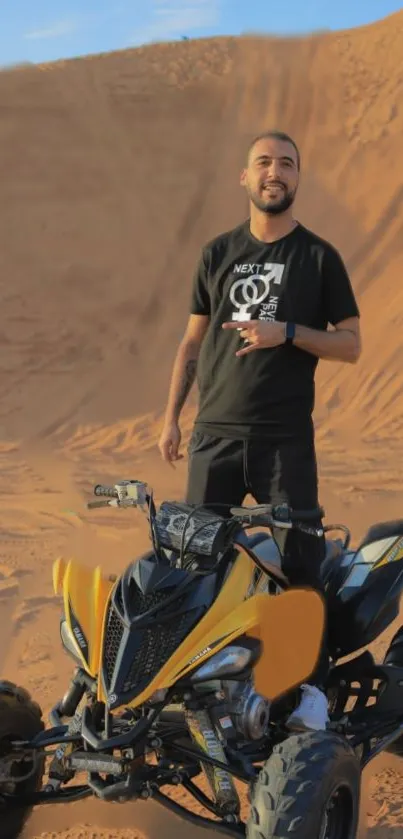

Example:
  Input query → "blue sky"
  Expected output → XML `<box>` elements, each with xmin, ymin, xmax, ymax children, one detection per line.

<box><xmin>0</xmin><ymin>0</ymin><xmax>401</xmax><ymax>66</ymax></box>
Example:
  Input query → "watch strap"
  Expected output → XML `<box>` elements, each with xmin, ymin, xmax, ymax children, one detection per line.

<box><xmin>284</xmin><ymin>322</ymin><xmax>296</xmax><ymax>345</ymax></box>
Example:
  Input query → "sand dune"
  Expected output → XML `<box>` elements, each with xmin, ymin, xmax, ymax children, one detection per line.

<box><xmin>0</xmin><ymin>9</ymin><xmax>403</xmax><ymax>839</ymax></box>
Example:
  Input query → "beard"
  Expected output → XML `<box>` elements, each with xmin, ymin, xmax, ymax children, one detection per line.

<box><xmin>248</xmin><ymin>182</ymin><xmax>297</xmax><ymax>215</ymax></box>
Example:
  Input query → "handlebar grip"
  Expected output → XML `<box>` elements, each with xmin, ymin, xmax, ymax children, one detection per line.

<box><xmin>93</xmin><ymin>484</ymin><xmax>118</xmax><ymax>498</ymax></box>
<box><xmin>289</xmin><ymin>507</ymin><xmax>324</xmax><ymax>522</ymax></box>
<box><xmin>87</xmin><ymin>499</ymin><xmax>113</xmax><ymax>509</ymax></box>
<box><xmin>229</xmin><ymin>503</ymin><xmax>324</xmax><ymax>523</ymax></box>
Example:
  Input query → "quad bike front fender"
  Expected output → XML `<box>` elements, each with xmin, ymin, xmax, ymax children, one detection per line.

<box><xmin>251</xmin><ymin>587</ymin><xmax>326</xmax><ymax>700</ymax></box>
<box><xmin>53</xmin><ymin>557</ymin><xmax>115</xmax><ymax>678</ymax></box>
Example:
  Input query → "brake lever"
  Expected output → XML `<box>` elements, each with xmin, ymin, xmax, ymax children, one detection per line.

<box><xmin>230</xmin><ymin>504</ymin><xmax>273</xmax><ymax>518</ymax></box>
<box><xmin>271</xmin><ymin>517</ymin><xmax>292</xmax><ymax>530</ymax></box>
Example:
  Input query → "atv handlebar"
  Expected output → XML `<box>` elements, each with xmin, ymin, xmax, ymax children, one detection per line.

<box><xmin>87</xmin><ymin>482</ymin><xmax>324</xmax><ymax>527</ymax></box>
<box><xmin>86</xmin><ymin>481</ymin><xmax>325</xmax><ymax>565</ymax></box>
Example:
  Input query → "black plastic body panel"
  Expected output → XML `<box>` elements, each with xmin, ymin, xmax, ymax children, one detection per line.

<box><xmin>327</xmin><ymin>560</ymin><xmax>403</xmax><ymax>658</ymax></box>
<box><xmin>101</xmin><ymin>553</ymin><xmax>219</xmax><ymax>707</ymax></box>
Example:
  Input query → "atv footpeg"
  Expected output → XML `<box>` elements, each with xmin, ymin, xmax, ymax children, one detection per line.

<box><xmin>87</xmin><ymin>772</ymin><xmax>154</xmax><ymax>802</ymax></box>
<box><xmin>66</xmin><ymin>751</ymin><xmax>126</xmax><ymax>776</ymax></box>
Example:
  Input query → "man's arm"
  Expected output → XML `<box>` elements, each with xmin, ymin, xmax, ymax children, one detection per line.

<box><xmin>222</xmin><ymin>316</ymin><xmax>361</xmax><ymax>361</ymax></box>
<box><xmin>292</xmin><ymin>316</ymin><xmax>361</xmax><ymax>363</ymax></box>
<box><xmin>159</xmin><ymin>314</ymin><xmax>209</xmax><ymax>465</ymax></box>
<box><xmin>163</xmin><ymin>314</ymin><xmax>209</xmax><ymax>424</ymax></box>
<box><xmin>292</xmin><ymin>243</ymin><xmax>361</xmax><ymax>362</ymax></box>
<box><xmin>159</xmin><ymin>247</ymin><xmax>211</xmax><ymax>465</ymax></box>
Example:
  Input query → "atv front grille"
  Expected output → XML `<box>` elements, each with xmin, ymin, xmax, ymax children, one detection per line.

<box><xmin>102</xmin><ymin>585</ymin><xmax>199</xmax><ymax>695</ymax></box>
<box><xmin>122</xmin><ymin>609</ymin><xmax>196</xmax><ymax>694</ymax></box>
<box><xmin>103</xmin><ymin>607</ymin><xmax>125</xmax><ymax>684</ymax></box>
<box><xmin>129</xmin><ymin>585</ymin><xmax>180</xmax><ymax>616</ymax></box>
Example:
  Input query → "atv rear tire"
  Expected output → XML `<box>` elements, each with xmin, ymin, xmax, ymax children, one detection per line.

<box><xmin>0</xmin><ymin>681</ymin><xmax>45</xmax><ymax>839</ymax></box>
<box><xmin>247</xmin><ymin>731</ymin><xmax>360</xmax><ymax>839</ymax></box>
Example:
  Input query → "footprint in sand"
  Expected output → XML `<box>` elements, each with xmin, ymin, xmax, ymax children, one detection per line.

<box><xmin>29</xmin><ymin>829</ymin><xmax>146</xmax><ymax>839</ymax></box>
<box><xmin>13</xmin><ymin>595</ymin><xmax>60</xmax><ymax>630</ymax></box>
<box><xmin>0</xmin><ymin>563</ymin><xmax>20</xmax><ymax>599</ymax></box>
<box><xmin>19</xmin><ymin>632</ymin><xmax>54</xmax><ymax>666</ymax></box>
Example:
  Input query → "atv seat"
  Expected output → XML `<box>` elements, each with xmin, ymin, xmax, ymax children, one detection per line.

<box><xmin>360</xmin><ymin>519</ymin><xmax>403</xmax><ymax>547</ymax></box>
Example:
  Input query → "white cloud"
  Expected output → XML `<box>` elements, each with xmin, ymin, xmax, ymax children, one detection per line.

<box><xmin>132</xmin><ymin>0</ymin><xmax>219</xmax><ymax>45</ymax></box>
<box><xmin>23</xmin><ymin>7</ymin><xmax>127</xmax><ymax>42</ymax></box>
<box><xmin>24</xmin><ymin>20</ymin><xmax>78</xmax><ymax>40</ymax></box>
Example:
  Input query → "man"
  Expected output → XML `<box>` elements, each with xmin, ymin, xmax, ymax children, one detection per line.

<box><xmin>158</xmin><ymin>130</ymin><xmax>361</xmax><ymax>731</ymax></box>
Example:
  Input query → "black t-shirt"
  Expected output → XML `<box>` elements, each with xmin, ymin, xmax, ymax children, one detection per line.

<box><xmin>190</xmin><ymin>220</ymin><xmax>360</xmax><ymax>439</ymax></box>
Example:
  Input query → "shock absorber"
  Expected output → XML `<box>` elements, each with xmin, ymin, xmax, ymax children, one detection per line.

<box><xmin>45</xmin><ymin>671</ymin><xmax>92</xmax><ymax>790</ymax></box>
<box><xmin>185</xmin><ymin>708</ymin><xmax>240</xmax><ymax>817</ymax></box>
<box><xmin>45</xmin><ymin>710</ymin><xmax>83</xmax><ymax>790</ymax></box>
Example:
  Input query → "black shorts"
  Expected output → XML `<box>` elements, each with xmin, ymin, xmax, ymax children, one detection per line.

<box><xmin>186</xmin><ymin>430</ymin><xmax>318</xmax><ymax>511</ymax></box>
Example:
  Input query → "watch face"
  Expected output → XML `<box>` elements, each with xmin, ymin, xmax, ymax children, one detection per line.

<box><xmin>286</xmin><ymin>322</ymin><xmax>295</xmax><ymax>340</ymax></box>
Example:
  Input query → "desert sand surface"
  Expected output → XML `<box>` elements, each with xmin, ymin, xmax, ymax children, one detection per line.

<box><xmin>1</xmin><ymin>8</ymin><xmax>403</xmax><ymax>838</ymax></box>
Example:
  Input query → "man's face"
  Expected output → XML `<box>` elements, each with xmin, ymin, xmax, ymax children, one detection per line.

<box><xmin>240</xmin><ymin>137</ymin><xmax>299</xmax><ymax>215</ymax></box>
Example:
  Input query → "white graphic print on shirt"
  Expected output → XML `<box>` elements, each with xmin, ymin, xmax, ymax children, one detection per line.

<box><xmin>228</xmin><ymin>262</ymin><xmax>285</xmax><ymax>322</ymax></box>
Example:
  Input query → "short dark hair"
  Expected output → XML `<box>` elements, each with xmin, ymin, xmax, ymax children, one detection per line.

<box><xmin>247</xmin><ymin>130</ymin><xmax>300</xmax><ymax>170</ymax></box>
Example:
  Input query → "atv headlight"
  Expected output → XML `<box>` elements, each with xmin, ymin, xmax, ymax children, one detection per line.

<box><xmin>60</xmin><ymin>618</ymin><xmax>82</xmax><ymax>664</ymax></box>
<box><xmin>190</xmin><ymin>646</ymin><xmax>254</xmax><ymax>683</ymax></box>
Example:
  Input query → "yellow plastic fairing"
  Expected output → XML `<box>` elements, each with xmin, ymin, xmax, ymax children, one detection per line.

<box><xmin>121</xmin><ymin>587</ymin><xmax>325</xmax><ymax>709</ymax></box>
<box><xmin>52</xmin><ymin>557</ymin><xmax>115</xmax><ymax>678</ymax></box>
<box><xmin>251</xmin><ymin>587</ymin><xmax>325</xmax><ymax>700</ymax></box>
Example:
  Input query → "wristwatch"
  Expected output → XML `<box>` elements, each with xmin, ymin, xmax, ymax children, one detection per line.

<box><xmin>284</xmin><ymin>321</ymin><xmax>296</xmax><ymax>346</ymax></box>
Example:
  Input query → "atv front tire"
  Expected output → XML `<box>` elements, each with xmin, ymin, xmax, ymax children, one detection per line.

<box><xmin>0</xmin><ymin>681</ymin><xmax>45</xmax><ymax>839</ymax></box>
<box><xmin>247</xmin><ymin>731</ymin><xmax>360</xmax><ymax>839</ymax></box>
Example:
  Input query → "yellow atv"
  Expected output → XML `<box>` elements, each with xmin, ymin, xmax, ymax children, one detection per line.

<box><xmin>2</xmin><ymin>478</ymin><xmax>403</xmax><ymax>839</ymax></box>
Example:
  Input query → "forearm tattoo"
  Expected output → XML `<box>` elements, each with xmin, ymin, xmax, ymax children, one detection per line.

<box><xmin>174</xmin><ymin>358</ymin><xmax>197</xmax><ymax>414</ymax></box>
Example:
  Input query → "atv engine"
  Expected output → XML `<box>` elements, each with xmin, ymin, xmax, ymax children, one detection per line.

<box><xmin>223</xmin><ymin>680</ymin><xmax>271</xmax><ymax>741</ymax></box>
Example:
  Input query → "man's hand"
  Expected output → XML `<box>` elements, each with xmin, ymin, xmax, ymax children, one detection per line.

<box><xmin>222</xmin><ymin>319</ymin><xmax>285</xmax><ymax>356</ymax></box>
<box><xmin>158</xmin><ymin>421</ymin><xmax>183</xmax><ymax>468</ymax></box>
